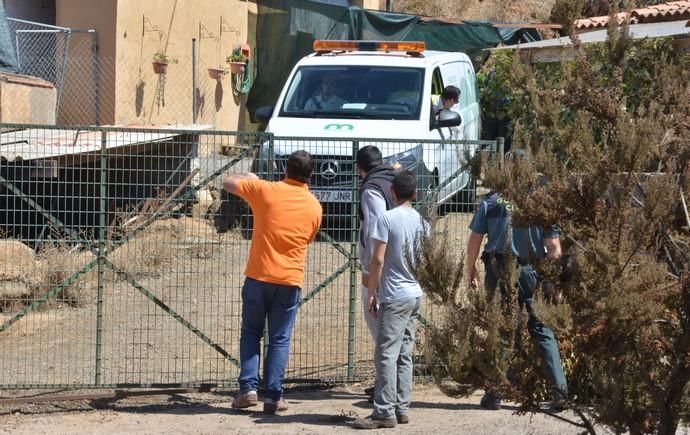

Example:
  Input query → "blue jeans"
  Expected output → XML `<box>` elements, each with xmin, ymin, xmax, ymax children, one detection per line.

<box><xmin>238</xmin><ymin>277</ymin><xmax>301</xmax><ymax>401</ymax></box>
<box><xmin>482</xmin><ymin>253</ymin><xmax>568</xmax><ymax>394</ymax></box>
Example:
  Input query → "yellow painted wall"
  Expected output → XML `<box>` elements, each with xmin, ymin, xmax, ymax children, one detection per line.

<box><xmin>114</xmin><ymin>0</ymin><xmax>249</xmax><ymax>129</ymax></box>
<box><xmin>353</xmin><ymin>0</ymin><xmax>385</xmax><ymax>10</ymax></box>
<box><xmin>56</xmin><ymin>0</ymin><xmax>118</xmax><ymax>125</ymax></box>
<box><xmin>54</xmin><ymin>0</ymin><xmax>381</xmax><ymax>129</ymax></box>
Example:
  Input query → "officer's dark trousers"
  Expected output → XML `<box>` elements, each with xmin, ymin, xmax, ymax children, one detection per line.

<box><xmin>481</xmin><ymin>253</ymin><xmax>568</xmax><ymax>394</ymax></box>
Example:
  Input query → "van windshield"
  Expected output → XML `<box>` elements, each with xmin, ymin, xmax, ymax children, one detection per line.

<box><xmin>279</xmin><ymin>66</ymin><xmax>425</xmax><ymax>120</ymax></box>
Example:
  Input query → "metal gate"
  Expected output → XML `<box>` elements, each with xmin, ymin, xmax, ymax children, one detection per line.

<box><xmin>0</xmin><ymin>123</ymin><xmax>500</xmax><ymax>389</ymax></box>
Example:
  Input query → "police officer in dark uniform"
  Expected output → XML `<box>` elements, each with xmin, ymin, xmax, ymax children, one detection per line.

<box><xmin>465</xmin><ymin>191</ymin><xmax>568</xmax><ymax>411</ymax></box>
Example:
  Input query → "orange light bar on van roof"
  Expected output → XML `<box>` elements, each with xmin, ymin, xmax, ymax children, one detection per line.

<box><xmin>313</xmin><ymin>40</ymin><xmax>425</xmax><ymax>54</ymax></box>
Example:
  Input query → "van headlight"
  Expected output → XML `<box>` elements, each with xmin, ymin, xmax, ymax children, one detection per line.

<box><xmin>252</xmin><ymin>143</ymin><xmax>279</xmax><ymax>178</ymax></box>
<box><xmin>384</xmin><ymin>144</ymin><xmax>422</xmax><ymax>171</ymax></box>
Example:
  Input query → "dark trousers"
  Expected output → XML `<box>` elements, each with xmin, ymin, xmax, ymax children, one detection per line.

<box><xmin>238</xmin><ymin>277</ymin><xmax>301</xmax><ymax>401</ymax></box>
<box><xmin>481</xmin><ymin>252</ymin><xmax>568</xmax><ymax>393</ymax></box>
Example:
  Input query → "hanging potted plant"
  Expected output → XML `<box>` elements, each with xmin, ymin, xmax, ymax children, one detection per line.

<box><xmin>226</xmin><ymin>53</ymin><xmax>247</xmax><ymax>74</ymax></box>
<box><xmin>207</xmin><ymin>67</ymin><xmax>226</xmax><ymax>81</ymax></box>
<box><xmin>152</xmin><ymin>52</ymin><xmax>177</xmax><ymax>75</ymax></box>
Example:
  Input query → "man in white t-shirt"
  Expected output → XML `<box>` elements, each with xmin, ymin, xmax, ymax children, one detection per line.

<box><xmin>353</xmin><ymin>170</ymin><xmax>430</xmax><ymax>430</ymax></box>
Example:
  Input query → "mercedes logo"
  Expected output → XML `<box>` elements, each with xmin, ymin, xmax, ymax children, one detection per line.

<box><xmin>320</xmin><ymin>160</ymin><xmax>339</xmax><ymax>180</ymax></box>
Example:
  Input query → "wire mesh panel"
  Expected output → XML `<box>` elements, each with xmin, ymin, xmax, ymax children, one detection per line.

<box><xmin>0</xmin><ymin>124</ymin><xmax>499</xmax><ymax>389</ymax></box>
<box><xmin>0</xmin><ymin>126</ymin><xmax>102</xmax><ymax>387</ymax></box>
<box><xmin>6</xmin><ymin>18</ymin><xmax>70</xmax><ymax>87</ymax></box>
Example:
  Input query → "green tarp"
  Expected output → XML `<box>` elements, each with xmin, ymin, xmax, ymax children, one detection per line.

<box><xmin>247</xmin><ymin>0</ymin><xmax>539</xmax><ymax>120</ymax></box>
<box><xmin>0</xmin><ymin>2</ymin><xmax>18</xmax><ymax>72</ymax></box>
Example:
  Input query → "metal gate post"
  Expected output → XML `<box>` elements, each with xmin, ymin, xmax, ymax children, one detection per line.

<box><xmin>192</xmin><ymin>38</ymin><xmax>198</xmax><ymax>123</ymax></box>
<box><xmin>497</xmin><ymin>136</ymin><xmax>505</xmax><ymax>168</ymax></box>
<box><xmin>262</xmin><ymin>135</ymin><xmax>274</xmax><ymax>380</ymax></box>
<box><xmin>347</xmin><ymin>139</ymin><xmax>359</xmax><ymax>381</ymax></box>
<box><xmin>95</xmin><ymin>128</ymin><xmax>107</xmax><ymax>385</ymax></box>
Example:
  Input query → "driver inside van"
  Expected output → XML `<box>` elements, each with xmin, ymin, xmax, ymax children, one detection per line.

<box><xmin>304</xmin><ymin>74</ymin><xmax>347</xmax><ymax>111</ymax></box>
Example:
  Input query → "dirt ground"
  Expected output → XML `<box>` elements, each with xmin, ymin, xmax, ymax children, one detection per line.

<box><xmin>0</xmin><ymin>384</ymin><xmax>590</xmax><ymax>435</ymax></box>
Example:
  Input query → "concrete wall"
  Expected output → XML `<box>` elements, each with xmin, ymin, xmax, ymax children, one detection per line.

<box><xmin>352</xmin><ymin>0</ymin><xmax>385</xmax><ymax>10</ymax></box>
<box><xmin>0</xmin><ymin>73</ymin><xmax>57</xmax><ymax>124</ymax></box>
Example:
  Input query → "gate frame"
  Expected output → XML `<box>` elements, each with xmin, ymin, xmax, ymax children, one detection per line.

<box><xmin>0</xmin><ymin>123</ymin><xmax>502</xmax><ymax>389</ymax></box>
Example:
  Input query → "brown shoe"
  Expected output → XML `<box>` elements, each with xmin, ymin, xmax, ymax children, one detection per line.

<box><xmin>263</xmin><ymin>397</ymin><xmax>288</xmax><ymax>414</ymax></box>
<box><xmin>353</xmin><ymin>415</ymin><xmax>397</xmax><ymax>429</ymax></box>
<box><xmin>396</xmin><ymin>414</ymin><xmax>409</xmax><ymax>424</ymax></box>
<box><xmin>231</xmin><ymin>390</ymin><xmax>258</xmax><ymax>409</ymax></box>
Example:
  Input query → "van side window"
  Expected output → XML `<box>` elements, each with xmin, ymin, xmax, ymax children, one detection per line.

<box><xmin>464</xmin><ymin>64</ymin><xmax>477</xmax><ymax>106</ymax></box>
<box><xmin>456</xmin><ymin>63</ymin><xmax>470</xmax><ymax>108</ymax></box>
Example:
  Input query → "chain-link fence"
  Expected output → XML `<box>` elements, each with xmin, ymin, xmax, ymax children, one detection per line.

<box><xmin>5</xmin><ymin>18</ymin><xmax>249</xmax><ymax>128</ymax></box>
<box><xmin>0</xmin><ymin>123</ymin><xmax>500</xmax><ymax>389</ymax></box>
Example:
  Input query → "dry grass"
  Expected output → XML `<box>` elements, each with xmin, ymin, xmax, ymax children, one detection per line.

<box><xmin>33</xmin><ymin>242</ymin><xmax>94</xmax><ymax>308</ymax></box>
<box><xmin>0</xmin><ymin>217</ymin><xmax>230</xmax><ymax>313</ymax></box>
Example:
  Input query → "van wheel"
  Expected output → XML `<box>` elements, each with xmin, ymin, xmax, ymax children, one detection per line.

<box><xmin>431</xmin><ymin>169</ymin><xmax>449</xmax><ymax>218</ymax></box>
<box><xmin>214</xmin><ymin>192</ymin><xmax>254</xmax><ymax>239</ymax></box>
<box><xmin>450</xmin><ymin>177</ymin><xmax>477</xmax><ymax>213</ymax></box>
<box><xmin>241</xmin><ymin>213</ymin><xmax>253</xmax><ymax>240</ymax></box>
<box><xmin>415</xmin><ymin>171</ymin><xmax>436</xmax><ymax>215</ymax></box>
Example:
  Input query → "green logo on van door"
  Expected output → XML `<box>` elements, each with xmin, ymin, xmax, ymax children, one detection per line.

<box><xmin>324</xmin><ymin>123</ymin><xmax>354</xmax><ymax>131</ymax></box>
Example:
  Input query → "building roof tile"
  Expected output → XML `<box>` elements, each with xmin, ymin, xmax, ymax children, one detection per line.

<box><xmin>574</xmin><ymin>1</ymin><xmax>690</xmax><ymax>30</ymax></box>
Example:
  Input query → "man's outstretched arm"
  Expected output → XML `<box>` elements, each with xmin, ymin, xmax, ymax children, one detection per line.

<box><xmin>223</xmin><ymin>172</ymin><xmax>259</xmax><ymax>195</ymax></box>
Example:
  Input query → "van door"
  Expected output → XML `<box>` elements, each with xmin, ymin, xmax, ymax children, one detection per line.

<box><xmin>438</xmin><ymin>61</ymin><xmax>478</xmax><ymax>199</ymax></box>
<box><xmin>460</xmin><ymin>62</ymin><xmax>480</xmax><ymax>140</ymax></box>
<box><xmin>439</xmin><ymin>61</ymin><xmax>480</xmax><ymax>141</ymax></box>
<box><xmin>428</xmin><ymin>66</ymin><xmax>460</xmax><ymax>201</ymax></box>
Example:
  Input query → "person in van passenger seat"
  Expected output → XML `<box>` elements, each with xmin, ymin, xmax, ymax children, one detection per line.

<box><xmin>304</xmin><ymin>74</ymin><xmax>347</xmax><ymax>111</ymax></box>
<box><xmin>431</xmin><ymin>85</ymin><xmax>460</xmax><ymax>117</ymax></box>
<box><xmin>386</xmin><ymin>74</ymin><xmax>421</xmax><ymax>111</ymax></box>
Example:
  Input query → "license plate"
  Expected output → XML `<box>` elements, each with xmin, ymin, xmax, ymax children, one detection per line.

<box><xmin>311</xmin><ymin>189</ymin><xmax>352</xmax><ymax>203</ymax></box>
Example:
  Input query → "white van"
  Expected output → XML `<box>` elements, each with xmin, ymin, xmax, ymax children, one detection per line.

<box><xmin>254</xmin><ymin>40</ymin><xmax>481</xmax><ymax>211</ymax></box>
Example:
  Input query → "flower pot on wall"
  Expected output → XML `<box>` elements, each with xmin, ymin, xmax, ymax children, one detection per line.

<box><xmin>208</xmin><ymin>68</ymin><xmax>226</xmax><ymax>80</ymax></box>
<box><xmin>228</xmin><ymin>61</ymin><xmax>246</xmax><ymax>74</ymax></box>
<box><xmin>152</xmin><ymin>61</ymin><xmax>168</xmax><ymax>75</ymax></box>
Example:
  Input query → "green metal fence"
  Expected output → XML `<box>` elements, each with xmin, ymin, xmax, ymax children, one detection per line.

<box><xmin>0</xmin><ymin>123</ymin><xmax>500</xmax><ymax>389</ymax></box>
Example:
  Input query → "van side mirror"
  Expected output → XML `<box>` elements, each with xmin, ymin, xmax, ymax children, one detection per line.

<box><xmin>436</xmin><ymin>109</ymin><xmax>462</xmax><ymax>128</ymax></box>
<box><xmin>255</xmin><ymin>106</ymin><xmax>274</xmax><ymax>124</ymax></box>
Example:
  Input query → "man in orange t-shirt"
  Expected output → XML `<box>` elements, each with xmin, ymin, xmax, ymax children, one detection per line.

<box><xmin>223</xmin><ymin>150</ymin><xmax>322</xmax><ymax>415</ymax></box>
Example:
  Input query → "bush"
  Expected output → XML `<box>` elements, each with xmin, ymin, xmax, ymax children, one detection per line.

<box><xmin>422</xmin><ymin>19</ymin><xmax>690</xmax><ymax>435</ymax></box>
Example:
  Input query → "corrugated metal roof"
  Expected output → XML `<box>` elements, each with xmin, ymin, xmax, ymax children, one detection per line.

<box><xmin>0</xmin><ymin>125</ymin><xmax>212</xmax><ymax>162</ymax></box>
<box><xmin>493</xmin><ymin>19</ymin><xmax>690</xmax><ymax>51</ymax></box>
<box><xmin>575</xmin><ymin>1</ymin><xmax>690</xmax><ymax>30</ymax></box>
